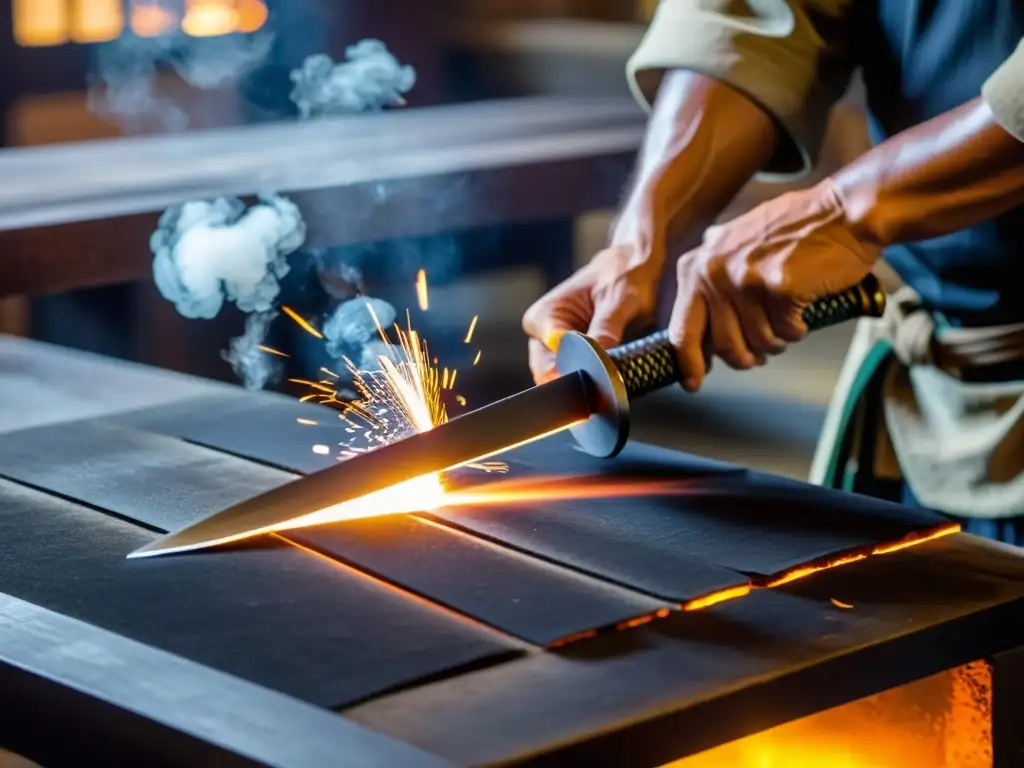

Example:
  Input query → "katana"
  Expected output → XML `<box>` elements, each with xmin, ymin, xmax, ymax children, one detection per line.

<box><xmin>129</xmin><ymin>276</ymin><xmax>886</xmax><ymax>559</ymax></box>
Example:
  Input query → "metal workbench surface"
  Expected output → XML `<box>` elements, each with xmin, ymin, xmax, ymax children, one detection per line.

<box><xmin>2</xmin><ymin>335</ymin><xmax>1023</xmax><ymax>767</ymax></box>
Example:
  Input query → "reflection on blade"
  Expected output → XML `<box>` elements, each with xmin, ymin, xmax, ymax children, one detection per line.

<box><xmin>128</xmin><ymin>374</ymin><xmax>591</xmax><ymax>558</ymax></box>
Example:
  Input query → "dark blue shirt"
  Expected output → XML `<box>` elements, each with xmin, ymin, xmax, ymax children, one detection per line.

<box><xmin>858</xmin><ymin>0</ymin><xmax>1024</xmax><ymax>326</ymax></box>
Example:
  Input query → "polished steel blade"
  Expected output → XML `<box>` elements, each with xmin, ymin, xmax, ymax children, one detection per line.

<box><xmin>128</xmin><ymin>372</ymin><xmax>591</xmax><ymax>558</ymax></box>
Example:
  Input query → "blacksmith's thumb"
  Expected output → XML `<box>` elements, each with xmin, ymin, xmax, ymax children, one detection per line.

<box><xmin>587</xmin><ymin>303</ymin><xmax>631</xmax><ymax>350</ymax></box>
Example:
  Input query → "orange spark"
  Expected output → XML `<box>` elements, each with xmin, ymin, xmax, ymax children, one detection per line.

<box><xmin>464</xmin><ymin>315</ymin><xmax>479</xmax><ymax>344</ymax></box>
<box><xmin>683</xmin><ymin>584</ymin><xmax>752</xmax><ymax>611</ymax></box>
<box><xmin>282</xmin><ymin>305</ymin><xmax>323</xmax><ymax>339</ymax></box>
<box><xmin>416</xmin><ymin>269</ymin><xmax>429</xmax><ymax>311</ymax></box>
<box><xmin>258</xmin><ymin>345</ymin><xmax>290</xmax><ymax>358</ymax></box>
<box><xmin>831</xmin><ymin>598</ymin><xmax>854</xmax><ymax>609</ymax></box>
<box><xmin>871</xmin><ymin>523</ymin><xmax>960</xmax><ymax>554</ymax></box>
<box><xmin>456</xmin><ymin>395</ymin><xmax>467</xmax><ymax>406</ymax></box>
<box><xmin>473</xmin><ymin>350</ymin><xmax>482</xmax><ymax>366</ymax></box>
<box><xmin>288</xmin><ymin>378</ymin><xmax>335</xmax><ymax>394</ymax></box>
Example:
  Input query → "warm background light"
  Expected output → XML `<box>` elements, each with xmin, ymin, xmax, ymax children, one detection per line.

<box><xmin>70</xmin><ymin>0</ymin><xmax>124</xmax><ymax>43</ymax></box>
<box><xmin>181</xmin><ymin>0</ymin><xmax>239</xmax><ymax>38</ymax></box>
<box><xmin>13</xmin><ymin>0</ymin><xmax>269</xmax><ymax>47</ymax></box>
<box><xmin>13</xmin><ymin>0</ymin><xmax>69</xmax><ymax>47</ymax></box>
<box><xmin>130</xmin><ymin>0</ymin><xmax>177</xmax><ymax>37</ymax></box>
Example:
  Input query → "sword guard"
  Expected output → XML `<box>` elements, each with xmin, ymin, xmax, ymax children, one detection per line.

<box><xmin>556</xmin><ymin>274</ymin><xmax>886</xmax><ymax>458</ymax></box>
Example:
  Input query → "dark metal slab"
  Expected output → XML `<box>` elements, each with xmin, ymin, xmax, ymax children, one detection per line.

<box><xmin>106</xmin><ymin>395</ymin><xmax>948</xmax><ymax>598</ymax></box>
<box><xmin>0</xmin><ymin>419</ymin><xmax>290</xmax><ymax>533</ymax></box>
<box><xmin>0</xmin><ymin>97</ymin><xmax>643</xmax><ymax>298</ymax></box>
<box><xmin>291</xmin><ymin>516</ymin><xmax>670</xmax><ymax>647</ymax></box>
<box><xmin>434</xmin><ymin>434</ymin><xmax>948</xmax><ymax>587</ymax></box>
<box><xmin>0</xmin><ymin>478</ymin><xmax>519</xmax><ymax>710</ymax></box>
<box><xmin>0</xmin><ymin>416</ymin><xmax>675</xmax><ymax>647</ymax></box>
<box><xmin>113</xmin><ymin>392</ymin><xmax>347</xmax><ymax>474</ymax></box>
<box><xmin>0</xmin><ymin>592</ymin><xmax>454</xmax><ymax>768</ymax></box>
<box><xmin>346</xmin><ymin>534</ymin><xmax>1024</xmax><ymax>767</ymax></box>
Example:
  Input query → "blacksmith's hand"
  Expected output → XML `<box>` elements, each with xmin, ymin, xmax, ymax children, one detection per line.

<box><xmin>522</xmin><ymin>245</ymin><xmax>661</xmax><ymax>385</ymax></box>
<box><xmin>670</xmin><ymin>178</ymin><xmax>879</xmax><ymax>392</ymax></box>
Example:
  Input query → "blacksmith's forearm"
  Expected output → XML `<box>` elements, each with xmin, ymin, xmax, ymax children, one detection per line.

<box><xmin>834</xmin><ymin>97</ymin><xmax>1024</xmax><ymax>248</ymax></box>
<box><xmin>613</xmin><ymin>71</ymin><xmax>780</xmax><ymax>265</ymax></box>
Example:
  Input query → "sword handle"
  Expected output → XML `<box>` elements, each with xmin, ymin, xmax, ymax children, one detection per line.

<box><xmin>606</xmin><ymin>274</ymin><xmax>886</xmax><ymax>400</ymax></box>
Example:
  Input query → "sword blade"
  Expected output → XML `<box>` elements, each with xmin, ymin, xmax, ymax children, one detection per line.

<box><xmin>128</xmin><ymin>372</ymin><xmax>591</xmax><ymax>558</ymax></box>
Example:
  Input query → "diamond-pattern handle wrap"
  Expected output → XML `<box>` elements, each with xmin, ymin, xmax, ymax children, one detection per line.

<box><xmin>606</xmin><ymin>275</ymin><xmax>886</xmax><ymax>400</ymax></box>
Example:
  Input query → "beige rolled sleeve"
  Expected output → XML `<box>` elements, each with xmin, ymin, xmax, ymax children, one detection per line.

<box><xmin>983</xmin><ymin>39</ymin><xmax>1024</xmax><ymax>142</ymax></box>
<box><xmin>627</xmin><ymin>0</ymin><xmax>857</xmax><ymax>179</ymax></box>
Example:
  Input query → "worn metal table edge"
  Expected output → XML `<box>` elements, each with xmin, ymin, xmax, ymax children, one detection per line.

<box><xmin>0</xmin><ymin>592</ymin><xmax>454</xmax><ymax>768</ymax></box>
<box><xmin>345</xmin><ymin>533</ymin><xmax>1024</xmax><ymax>767</ymax></box>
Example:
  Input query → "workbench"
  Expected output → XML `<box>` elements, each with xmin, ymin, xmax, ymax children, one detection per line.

<box><xmin>2</xmin><ymin>333</ymin><xmax>1023</xmax><ymax>767</ymax></box>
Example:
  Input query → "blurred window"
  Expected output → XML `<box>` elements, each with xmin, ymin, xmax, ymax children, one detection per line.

<box><xmin>12</xmin><ymin>0</ymin><xmax>268</xmax><ymax>46</ymax></box>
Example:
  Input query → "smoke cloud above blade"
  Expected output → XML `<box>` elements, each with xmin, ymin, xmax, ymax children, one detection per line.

<box><xmin>152</xmin><ymin>194</ymin><xmax>306</xmax><ymax>320</ymax></box>
<box><xmin>139</xmin><ymin>28</ymin><xmax>415</xmax><ymax>390</ymax></box>
<box><xmin>289</xmin><ymin>40</ymin><xmax>416</xmax><ymax>119</ymax></box>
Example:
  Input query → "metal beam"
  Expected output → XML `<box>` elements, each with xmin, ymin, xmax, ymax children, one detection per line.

<box><xmin>0</xmin><ymin>97</ymin><xmax>644</xmax><ymax>298</ymax></box>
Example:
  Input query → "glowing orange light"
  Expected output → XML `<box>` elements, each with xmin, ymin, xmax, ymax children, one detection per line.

<box><xmin>181</xmin><ymin>0</ymin><xmax>238</xmax><ymax>37</ymax></box>
<box><xmin>683</xmin><ymin>584</ymin><xmax>752</xmax><ymax>612</ymax></box>
<box><xmin>13</xmin><ymin>0</ymin><xmax>68</xmax><ymax>47</ymax></box>
<box><xmin>830</xmin><ymin>598</ymin><xmax>854</xmax><ymax>609</ymax></box>
<box><xmin>70</xmin><ymin>0</ymin><xmax>123</xmax><ymax>43</ymax></box>
<box><xmin>234</xmin><ymin>0</ymin><xmax>268</xmax><ymax>33</ymax></box>
<box><xmin>549</xmin><ymin>629</ymin><xmax>597</xmax><ymax>649</ymax></box>
<box><xmin>130</xmin><ymin>1</ymin><xmax>177</xmax><ymax>36</ymax></box>
<box><xmin>871</xmin><ymin>523</ymin><xmax>960</xmax><ymax>554</ymax></box>
<box><xmin>665</xmin><ymin>662</ymin><xmax>993</xmax><ymax>768</ymax></box>
<box><xmin>281</xmin><ymin>305</ymin><xmax>323</xmax><ymax>339</ymax></box>
<box><xmin>416</xmin><ymin>269</ymin><xmax>429</xmax><ymax>311</ymax></box>
<box><xmin>762</xmin><ymin>552</ymin><xmax>868</xmax><ymax>589</ymax></box>
<box><xmin>464</xmin><ymin>315</ymin><xmax>479</xmax><ymax>344</ymax></box>
<box><xmin>616</xmin><ymin>608</ymin><xmax>672</xmax><ymax>631</ymax></box>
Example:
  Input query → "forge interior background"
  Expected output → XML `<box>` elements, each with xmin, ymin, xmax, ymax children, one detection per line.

<box><xmin>0</xmin><ymin>0</ymin><xmax>873</xmax><ymax>483</ymax></box>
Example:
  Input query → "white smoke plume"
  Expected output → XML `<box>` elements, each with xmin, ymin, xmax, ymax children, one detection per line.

<box><xmin>222</xmin><ymin>310</ymin><xmax>282</xmax><ymax>390</ymax></box>
<box><xmin>146</xmin><ymin>36</ymin><xmax>416</xmax><ymax>390</ymax></box>
<box><xmin>152</xmin><ymin>194</ymin><xmax>306</xmax><ymax>320</ymax></box>
<box><xmin>89</xmin><ymin>32</ymin><xmax>274</xmax><ymax>133</ymax></box>
<box><xmin>289</xmin><ymin>40</ymin><xmax>416</xmax><ymax>119</ymax></box>
<box><xmin>323</xmin><ymin>297</ymin><xmax>397</xmax><ymax>360</ymax></box>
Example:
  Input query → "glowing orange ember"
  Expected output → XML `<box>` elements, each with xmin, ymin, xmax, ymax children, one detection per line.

<box><xmin>281</xmin><ymin>305</ymin><xmax>323</xmax><ymax>339</ymax></box>
<box><xmin>416</xmin><ymin>269</ymin><xmax>429</xmax><ymax>311</ymax></box>
<box><xmin>762</xmin><ymin>552</ymin><xmax>868</xmax><ymax>588</ymax></box>
<box><xmin>258</xmin><ymin>345</ymin><xmax>290</xmax><ymax>358</ymax></box>
<box><xmin>830</xmin><ymin>598</ymin><xmax>854</xmax><ymax>609</ymax></box>
<box><xmin>871</xmin><ymin>523</ymin><xmax>961</xmax><ymax>554</ymax></box>
<box><xmin>682</xmin><ymin>584</ymin><xmax>752</xmax><ymax>612</ymax></box>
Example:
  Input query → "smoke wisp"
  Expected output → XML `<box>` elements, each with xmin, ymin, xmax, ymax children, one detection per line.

<box><xmin>289</xmin><ymin>40</ymin><xmax>416</xmax><ymax>119</ymax></box>
<box><xmin>89</xmin><ymin>31</ymin><xmax>274</xmax><ymax>133</ymax></box>
<box><xmin>222</xmin><ymin>310</ymin><xmax>282</xmax><ymax>390</ymax></box>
